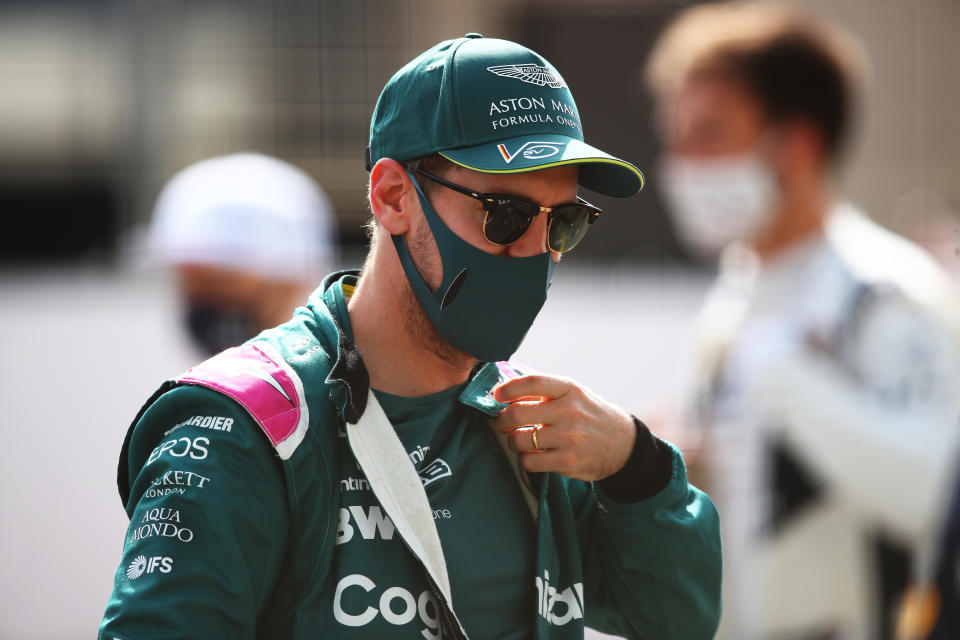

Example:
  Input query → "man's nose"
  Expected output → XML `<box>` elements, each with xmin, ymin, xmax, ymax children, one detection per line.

<box><xmin>504</xmin><ymin>210</ymin><xmax>559</xmax><ymax>262</ymax></box>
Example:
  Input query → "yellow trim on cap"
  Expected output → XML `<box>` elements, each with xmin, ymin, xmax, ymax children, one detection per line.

<box><xmin>438</xmin><ymin>153</ymin><xmax>645</xmax><ymax>190</ymax></box>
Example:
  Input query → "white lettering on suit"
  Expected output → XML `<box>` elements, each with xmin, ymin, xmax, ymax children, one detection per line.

<box><xmin>146</xmin><ymin>437</ymin><xmax>209</xmax><ymax>465</ymax></box>
<box><xmin>333</xmin><ymin>574</ymin><xmax>443</xmax><ymax>638</ymax></box>
<box><xmin>535</xmin><ymin>570</ymin><xmax>585</xmax><ymax>626</ymax></box>
<box><xmin>336</xmin><ymin>505</ymin><xmax>397</xmax><ymax>545</ymax></box>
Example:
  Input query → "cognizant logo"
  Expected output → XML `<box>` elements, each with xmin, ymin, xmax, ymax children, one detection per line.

<box><xmin>333</xmin><ymin>574</ymin><xmax>443</xmax><ymax>638</ymax></box>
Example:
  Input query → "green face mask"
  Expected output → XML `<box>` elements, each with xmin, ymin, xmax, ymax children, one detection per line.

<box><xmin>392</xmin><ymin>174</ymin><xmax>557</xmax><ymax>362</ymax></box>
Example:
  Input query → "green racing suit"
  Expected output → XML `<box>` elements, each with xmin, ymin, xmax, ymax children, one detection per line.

<box><xmin>99</xmin><ymin>271</ymin><xmax>721</xmax><ymax>639</ymax></box>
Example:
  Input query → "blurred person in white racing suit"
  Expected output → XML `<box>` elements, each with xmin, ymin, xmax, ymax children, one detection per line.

<box><xmin>149</xmin><ymin>152</ymin><xmax>339</xmax><ymax>356</ymax></box>
<box><xmin>646</xmin><ymin>3</ymin><xmax>960</xmax><ymax>639</ymax></box>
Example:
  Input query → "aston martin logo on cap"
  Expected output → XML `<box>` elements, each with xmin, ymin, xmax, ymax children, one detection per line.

<box><xmin>487</xmin><ymin>64</ymin><xmax>567</xmax><ymax>89</ymax></box>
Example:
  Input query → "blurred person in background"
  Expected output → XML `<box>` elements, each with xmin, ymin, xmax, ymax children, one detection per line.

<box><xmin>646</xmin><ymin>2</ymin><xmax>960</xmax><ymax>639</ymax></box>
<box><xmin>149</xmin><ymin>152</ymin><xmax>339</xmax><ymax>356</ymax></box>
<box><xmin>918</xmin><ymin>462</ymin><xmax>960</xmax><ymax>638</ymax></box>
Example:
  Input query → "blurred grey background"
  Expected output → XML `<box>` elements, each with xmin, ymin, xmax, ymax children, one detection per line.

<box><xmin>0</xmin><ymin>0</ymin><xmax>957</xmax><ymax>637</ymax></box>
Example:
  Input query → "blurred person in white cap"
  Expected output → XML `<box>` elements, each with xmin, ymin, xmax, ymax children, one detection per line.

<box><xmin>646</xmin><ymin>3</ymin><xmax>960</xmax><ymax>639</ymax></box>
<box><xmin>150</xmin><ymin>152</ymin><xmax>339</xmax><ymax>355</ymax></box>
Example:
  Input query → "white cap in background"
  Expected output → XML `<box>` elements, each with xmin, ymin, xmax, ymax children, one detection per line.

<box><xmin>150</xmin><ymin>152</ymin><xmax>338</xmax><ymax>282</ymax></box>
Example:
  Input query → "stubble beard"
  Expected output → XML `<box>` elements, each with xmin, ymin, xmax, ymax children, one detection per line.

<box><xmin>401</xmin><ymin>221</ymin><xmax>478</xmax><ymax>371</ymax></box>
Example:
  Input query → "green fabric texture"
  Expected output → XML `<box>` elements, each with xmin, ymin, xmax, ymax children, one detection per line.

<box><xmin>371</xmin><ymin>386</ymin><xmax>538</xmax><ymax>637</ymax></box>
<box><xmin>100</xmin><ymin>271</ymin><xmax>721</xmax><ymax>639</ymax></box>
<box><xmin>368</xmin><ymin>34</ymin><xmax>644</xmax><ymax>198</ymax></box>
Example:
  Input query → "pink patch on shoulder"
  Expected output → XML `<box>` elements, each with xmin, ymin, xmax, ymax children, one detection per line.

<box><xmin>179</xmin><ymin>344</ymin><xmax>300</xmax><ymax>448</ymax></box>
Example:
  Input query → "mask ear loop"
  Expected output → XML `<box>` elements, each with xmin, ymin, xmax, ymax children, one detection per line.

<box><xmin>392</xmin><ymin>170</ymin><xmax>495</xmax><ymax>310</ymax></box>
<box><xmin>405</xmin><ymin>170</ymin><xmax>462</xmax><ymax>249</ymax></box>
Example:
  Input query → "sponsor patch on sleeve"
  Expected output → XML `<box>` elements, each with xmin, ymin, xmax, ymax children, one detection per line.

<box><xmin>177</xmin><ymin>342</ymin><xmax>309</xmax><ymax>459</ymax></box>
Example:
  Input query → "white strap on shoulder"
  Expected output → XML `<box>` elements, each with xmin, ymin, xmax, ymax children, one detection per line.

<box><xmin>345</xmin><ymin>389</ymin><xmax>468</xmax><ymax>637</ymax></box>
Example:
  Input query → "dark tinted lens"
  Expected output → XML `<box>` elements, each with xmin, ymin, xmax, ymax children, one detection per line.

<box><xmin>483</xmin><ymin>197</ymin><xmax>539</xmax><ymax>245</ymax></box>
<box><xmin>548</xmin><ymin>205</ymin><xmax>594</xmax><ymax>253</ymax></box>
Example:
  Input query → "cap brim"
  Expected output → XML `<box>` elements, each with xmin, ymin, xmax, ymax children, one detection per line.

<box><xmin>439</xmin><ymin>133</ymin><xmax>644</xmax><ymax>198</ymax></box>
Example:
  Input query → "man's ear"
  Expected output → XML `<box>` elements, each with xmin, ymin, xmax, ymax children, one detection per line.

<box><xmin>369</xmin><ymin>158</ymin><xmax>417</xmax><ymax>235</ymax></box>
<box><xmin>779</xmin><ymin>118</ymin><xmax>826</xmax><ymax>183</ymax></box>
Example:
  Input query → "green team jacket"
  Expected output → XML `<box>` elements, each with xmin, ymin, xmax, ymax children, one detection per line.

<box><xmin>100</xmin><ymin>272</ymin><xmax>721</xmax><ymax>639</ymax></box>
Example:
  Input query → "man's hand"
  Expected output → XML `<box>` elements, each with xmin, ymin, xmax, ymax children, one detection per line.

<box><xmin>492</xmin><ymin>374</ymin><xmax>637</xmax><ymax>482</ymax></box>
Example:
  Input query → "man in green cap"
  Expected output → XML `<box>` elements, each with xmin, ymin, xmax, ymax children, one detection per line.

<box><xmin>100</xmin><ymin>35</ymin><xmax>721</xmax><ymax>639</ymax></box>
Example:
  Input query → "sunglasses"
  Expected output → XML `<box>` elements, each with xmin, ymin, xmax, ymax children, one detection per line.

<box><xmin>415</xmin><ymin>168</ymin><xmax>601</xmax><ymax>253</ymax></box>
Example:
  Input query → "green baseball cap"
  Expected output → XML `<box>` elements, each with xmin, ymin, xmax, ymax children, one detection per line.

<box><xmin>367</xmin><ymin>34</ymin><xmax>644</xmax><ymax>198</ymax></box>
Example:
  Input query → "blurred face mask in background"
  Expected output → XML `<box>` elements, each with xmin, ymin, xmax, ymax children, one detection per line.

<box><xmin>658</xmin><ymin>151</ymin><xmax>778</xmax><ymax>259</ymax></box>
<box><xmin>184</xmin><ymin>304</ymin><xmax>257</xmax><ymax>356</ymax></box>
